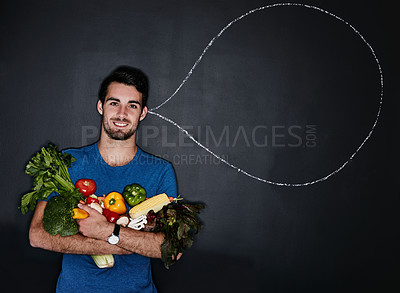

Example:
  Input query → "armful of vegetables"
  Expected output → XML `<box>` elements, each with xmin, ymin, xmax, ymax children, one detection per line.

<box><xmin>20</xmin><ymin>144</ymin><xmax>205</xmax><ymax>269</ymax></box>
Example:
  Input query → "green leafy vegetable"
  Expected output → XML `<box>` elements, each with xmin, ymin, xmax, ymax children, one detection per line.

<box><xmin>20</xmin><ymin>144</ymin><xmax>83</xmax><ymax>236</ymax></box>
<box><xmin>147</xmin><ymin>200</ymin><xmax>205</xmax><ymax>268</ymax></box>
<box><xmin>20</xmin><ymin>144</ymin><xmax>81</xmax><ymax>215</ymax></box>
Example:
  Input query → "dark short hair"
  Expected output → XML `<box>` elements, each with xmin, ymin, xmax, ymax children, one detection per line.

<box><xmin>98</xmin><ymin>66</ymin><xmax>149</xmax><ymax>108</ymax></box>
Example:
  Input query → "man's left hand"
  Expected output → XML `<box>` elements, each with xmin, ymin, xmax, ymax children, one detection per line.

<box><xmin>76</xmin><ymin>203</ymin><xmax>114</xmax><ymax>241</ymax></box>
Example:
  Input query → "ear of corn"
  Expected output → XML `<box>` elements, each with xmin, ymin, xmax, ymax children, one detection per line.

<box><xmin>129</xmin><ymin>193</ymin><xmax>170</xmax><ymax>219</ymax></box>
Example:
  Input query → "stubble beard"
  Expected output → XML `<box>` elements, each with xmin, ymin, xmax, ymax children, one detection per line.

<box><xmin>102</xmin><ymin>118</ymin><xmax>137</xmax><ymax>141</ymax></box>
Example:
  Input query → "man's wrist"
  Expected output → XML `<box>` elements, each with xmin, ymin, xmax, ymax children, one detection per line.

<box><xmin>102</xmin><ymin>222</ymin><xmax>115</xmax><ymax>242</ymax></box>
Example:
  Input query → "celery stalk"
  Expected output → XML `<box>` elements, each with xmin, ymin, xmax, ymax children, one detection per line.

<box><xmin>91</xmin><ymin>254</ymin><xmax>115</xmax><ymax>268</ymax></box>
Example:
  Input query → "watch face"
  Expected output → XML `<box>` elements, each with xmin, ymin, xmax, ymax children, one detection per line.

<box><xmin>108</xmin><ymin>234</ymin><xmax>119</xmax><ymax>245</ymax></box>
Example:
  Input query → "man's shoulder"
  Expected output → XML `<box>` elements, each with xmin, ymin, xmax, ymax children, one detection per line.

<box><xmin>62</xmin><ymin>143</ymin><xmax>97</xmax><ymax>159</ymax></box>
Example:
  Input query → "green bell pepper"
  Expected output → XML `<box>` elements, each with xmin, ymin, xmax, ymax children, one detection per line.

<box><xmin>122</xmin><ymin>183</ymin><xmax>147</xmax><ymax>207</ymax></box>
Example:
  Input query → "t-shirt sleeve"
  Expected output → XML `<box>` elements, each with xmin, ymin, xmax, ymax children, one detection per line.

<box><xmin>156</xmin><ymin>163</ymin><xmax>178</xmax><ymax>198</ymax></box>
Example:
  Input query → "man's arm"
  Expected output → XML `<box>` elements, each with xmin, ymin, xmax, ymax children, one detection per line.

<box><xmin>29</xmin><ymin>201</ymin><xmax>131</xmax><ymax>255</ymax></box>
<box><xmin>77</xmin><ymin>203</ymin><xmax>164</xmax><ymax>258</ymax></box>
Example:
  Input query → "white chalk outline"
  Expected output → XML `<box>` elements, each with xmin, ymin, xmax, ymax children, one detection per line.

<box><xmin>148</xmin><ymin>3</ymin><xmax>384</xmax><ymax>186</ymax></box>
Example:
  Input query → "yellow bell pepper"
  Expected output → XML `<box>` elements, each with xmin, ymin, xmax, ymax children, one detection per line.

<box><xmin>104</xmin><ymin>192</ymin><xmax>127</xmax><ymax>214</ymax></box>
<box><xmin>72</xmin><ymin>208</ymin><xmax>89</xmax><ymax>219</ymax></box>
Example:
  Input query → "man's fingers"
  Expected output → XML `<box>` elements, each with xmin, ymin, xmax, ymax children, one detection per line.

<box><xmin>78</xmin><ymin>203</ymin><xmax>93</xmax><ymax>214</ymax></box>
<box><xmin>78</xmin><ymin>203</ymin><xmax>103</xmax><ymax>217</ymax></box>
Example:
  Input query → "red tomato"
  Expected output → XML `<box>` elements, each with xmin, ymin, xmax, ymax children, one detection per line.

<box><xmin>86</xmin><ymin>196</ymin><xmax>99</xmax><ymax>204</ymax></box>
<box><xmin>75</xmin><ymin>179</ymin><xmax>97</xmax><ymax>197</ymax></box>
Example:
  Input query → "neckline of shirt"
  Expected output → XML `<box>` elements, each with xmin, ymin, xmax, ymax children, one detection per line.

<box><xmin>94</xmin><ymin>142</ymin><xmax>142</xmax><ymax>169</ymax></box>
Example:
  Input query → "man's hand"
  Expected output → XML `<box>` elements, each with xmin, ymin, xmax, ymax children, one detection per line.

<box><xmin>76</xmin><ymin>203</ymin><xmax>114</xmax><ymax>241</ymax></box>
<box><xmin>76</xmin><ymin>204</ymin><xmax>182</xmax><ymax>260</ymax></box>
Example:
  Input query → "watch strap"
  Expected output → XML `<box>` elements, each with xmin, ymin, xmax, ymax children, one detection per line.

<box><xmin>113</xmin><ymin>223</ymin><xmax>120</xmax><ymax>237</ymax></box>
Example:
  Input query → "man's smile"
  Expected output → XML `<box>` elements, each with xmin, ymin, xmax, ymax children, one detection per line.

<box><xmin>113</xmin><ymin>122</ymin><xmax>129</xmax><ymax>127</ymax></box>
<box><xmin>111</xmin><ymin>118</ymin><xmax>131</xmax><ymax>128</ymax></box>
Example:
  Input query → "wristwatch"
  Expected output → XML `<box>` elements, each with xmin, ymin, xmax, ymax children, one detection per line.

<box><xmin>107</xmin><ymin>224</ymin><xmax>120</xmax><ymax>245</ymax></box>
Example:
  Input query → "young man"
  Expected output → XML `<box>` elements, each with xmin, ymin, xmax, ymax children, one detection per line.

<box><xmin>29</xmin><ymin>66</ymin><xmax>177</xmax><ymax>292</ymax></box>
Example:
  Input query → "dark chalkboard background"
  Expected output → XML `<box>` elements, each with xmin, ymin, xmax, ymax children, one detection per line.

<box><xmin>1</xmin><ymin>0</ymin><xmax>398</xmax><ymax>292</ymax></box>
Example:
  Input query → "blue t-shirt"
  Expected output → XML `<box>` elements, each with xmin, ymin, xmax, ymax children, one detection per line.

<box><xmin>53</xmin><ymin>142</ymin><xmax>177</xmax><ymax>293</ymax></box>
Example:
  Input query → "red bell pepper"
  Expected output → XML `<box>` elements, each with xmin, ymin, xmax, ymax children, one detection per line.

<box><xmin>86</xmin><ymin>195</ymin><xmax>99</xmax><ymax>205</ymax></box>
<box><xmin>103</xmin><ymin>208</ymin><xmax>120</xmax><ymax>223</ymax></box>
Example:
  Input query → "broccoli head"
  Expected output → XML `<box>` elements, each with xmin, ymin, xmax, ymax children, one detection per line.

<box><xmin>43</xmin><ymin>192</ymin><xmax>81</xmax><ymax>237</ymax></box>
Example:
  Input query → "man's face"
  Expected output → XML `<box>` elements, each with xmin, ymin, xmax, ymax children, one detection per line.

<box><xmin>97</xmin><ymin>82</ymin><xmax>147</xmax><ymax>141</ymax></box>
